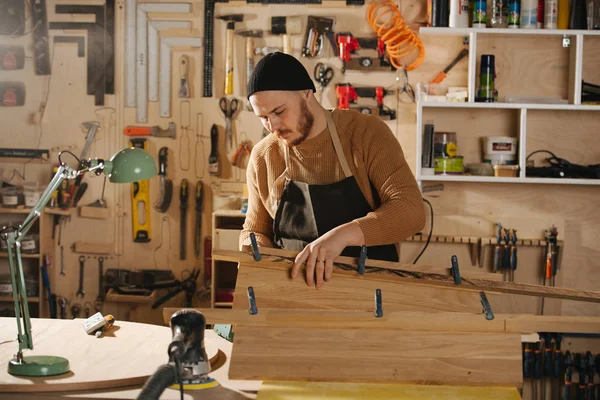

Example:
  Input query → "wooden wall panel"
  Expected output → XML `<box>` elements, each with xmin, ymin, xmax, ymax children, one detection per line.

<box><xmin>0</xmin><ymin>0</ymin><xmax>599</xmax><ymax>323</ymax></box>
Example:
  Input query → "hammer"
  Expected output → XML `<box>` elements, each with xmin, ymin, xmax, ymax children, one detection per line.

<box><xmin>235</xmin><ymin>29</ymin><xmax>263</xmax><ymax>87</ymax></box>
<box><xmin>271</xmin><ymin>16</ymin><xmax>302</xmax><ymax>55</ymax></box>
<box><xmin>218</xmin><ymin>14</ymin><xmax>244</xmax><ymax>95</ymax></box>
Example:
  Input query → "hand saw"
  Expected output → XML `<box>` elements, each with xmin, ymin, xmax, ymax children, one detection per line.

<box><xmin>130</xmin><ymin>138</ymin><xmax>151</xmax><ymax>243</ymax></box>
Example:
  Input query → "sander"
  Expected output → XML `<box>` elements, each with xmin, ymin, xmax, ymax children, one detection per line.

<box><xmin>137</xmin><ymin>309</ymin><xmax>217</xmax><ymax>400</ymax></box>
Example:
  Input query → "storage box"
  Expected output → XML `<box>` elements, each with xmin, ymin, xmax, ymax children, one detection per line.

<box><xmin>494</xmin><ymin>165</ymin><xmax>519</xmax><ymax>177</ymax></box>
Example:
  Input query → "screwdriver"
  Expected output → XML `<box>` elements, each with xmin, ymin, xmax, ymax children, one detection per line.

<box><xmin>503</xmin><ymin>228</ymin><xmax>511</xmax><ymax>281</ymax></box>
<box><xmin>494</xmin><ymin>223</ymin><xmax>502</xmax><ymax>274</ymax></box>
<box><xmin>565</xmin><ymin>351</ymin><xmax>573</xmax><ymax>400</ymax></box>
<box><xmin>510</xmin><ymin>229</ymin><xmax>518</xmax><ymax>282</ymax></box>
<box><xmin>550</xmin><ymin>226</ymin><xmax>559</xmax><ymax>287</ymax></box>
<box><xmin>430</xmin><ymin>48</ymin><xmax>469</xmax><ymax>84</ymax></box>
<box><xmin>541</xmin><ymin>228</ymin><xmax>553</xmax><ymax>315</ymax></box>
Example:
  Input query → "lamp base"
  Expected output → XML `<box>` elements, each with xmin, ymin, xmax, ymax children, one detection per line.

<box><xmin>8</xmin><ymin>355</ymin><xmax>70</xmax><ymax>376</ymax></box>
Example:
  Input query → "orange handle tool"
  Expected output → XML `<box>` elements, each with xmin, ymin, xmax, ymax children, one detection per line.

<box><xmin>124</xmin><ymin>126</ymin><xmax>152</xmax><ymax>136</ymax></box>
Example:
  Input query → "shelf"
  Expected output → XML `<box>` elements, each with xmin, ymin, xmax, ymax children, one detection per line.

<box><xmin>419</xmin><ymin>102</ymin><xmax>600</xmax><ymax>111</ymax></box>
<box><xmin>0</xmin><ymin>296</ymin><xmax>39</xmax><ymax>302</ymax></box>
<box><xmin>0</xmin><ymin>207</ymin><xmax>72</xmax><ymax>216</ymax></box>
<box><xmin>214</xmin><ymin>302</ymin><xmax>233</xmax><ymax>307</ymax></box>
<box><xmin>419</xmin><ymin>175</ymin><xmax>600</xmax><ymax>185</ymax></box>
<box><xmin>420</xmin><ymin>27</ymin><xmax>600</xmax><ymax>36</ymax></box>
<box><xmin>0</xmin><ymin>157</ymin><xmax>50</xmax><ymax>164</ymax></box>
<box><xmin>0</xmin><ymin>252</ymin><xmax>41</xmax><ymax>258</ymax></box>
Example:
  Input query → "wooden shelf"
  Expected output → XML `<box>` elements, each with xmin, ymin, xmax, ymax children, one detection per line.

<box><xmin>0</xmin><ymin>207</ymin><xmax>72</xmax><ymax>216</ymax></box>
<box><xmin>0</xmin><ymin>296</ymin><xmax>39</xmax><ymax>302</ymax></box>
<box><xmin>481</xmin><ymin>238</ymin><xmax>564</xmax><ymax>247</ymax></box>
<box><xmin>419</xmin><ymin>175</ymin><xmax>600</xmax><ymax>186</ymax></box>
<box><xmin>419</xmin><ymin>102</ymin><xmax>600</xmax><ymax>111</ymax></box>
<box><xmin>214</xmin><ymin>302</ymin><xmax>233</xmax><ymax>307</ymax></box>
<box><xmin>105</xmin><ymin>288</ymin><xmax>158</xmax><ymax>303</ymax></box>
<box><xmin>0</xmin><ymin>252</ymin><xmax>40</xmax><ymax>259</ymax></box>
<box><xmin>420</xmin><ymin>27</ymin><xmax>600</xmax><ymax>36</ymax></box>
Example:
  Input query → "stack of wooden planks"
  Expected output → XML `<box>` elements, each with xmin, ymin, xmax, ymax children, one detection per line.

<box><xmin>164</xmin><ymin>248</ymin><xmax>600</xmax><ymax>388</ymax></box>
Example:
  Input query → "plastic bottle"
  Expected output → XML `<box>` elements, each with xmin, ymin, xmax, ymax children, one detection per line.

<box><xmin>450</xmin><ymin>0</ymin><xmax>470</xmax><ymax>27</ymax></box>
<box><xmin>557</xmin><ymin>0</ymin><xmax>570</xmax><ymax>28</ymax></box>
<box><xmin>508</xmin><ymin>0</ymin><xmax>521</xmax><ymax>27</ymax></box>
<box><xmin>473</xmin><ymin>0</ymin><xmax>488</xmax><ymax>26</ymax></box>
<box><xmin>545</xmin><ymin>0</ymin><xmax>559</xmax><ymax>27</ymax></box>
<box><xmin>479</xmin><ymin>55</ymin><xmax>495</xmax><ymax>102</ymax></box>
<box><xmin>521</xmin><ymin>0</ymin><xmax>539</xmax><ymax>27</ymax></box>
<box><xmin>491</xmin><ymin>0</ymin><xmax>508</xmax><ymax>26</ymax></box>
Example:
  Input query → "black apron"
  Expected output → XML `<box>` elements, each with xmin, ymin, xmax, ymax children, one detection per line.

<box><xmin>273</xmin><ymin>110</ymin><xmax>398</xmax><ymax>262</ymax></box>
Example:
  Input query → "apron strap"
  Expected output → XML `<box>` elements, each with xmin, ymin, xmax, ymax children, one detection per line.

<box><xmin>326</xmin><ymin>111</ymin><xmax>353</xmax><ymax>178</ymax></box>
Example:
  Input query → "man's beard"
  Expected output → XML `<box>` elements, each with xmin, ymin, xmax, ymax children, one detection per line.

<box><xmin>281</xmin><ymin>98</ymin><xmax>314</xmax><ymax>146</ymax></box>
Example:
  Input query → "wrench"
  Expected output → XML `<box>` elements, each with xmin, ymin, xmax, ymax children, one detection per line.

<box><xmin>97</xmin><ymin>256</ymin><xmax>104</xmax><ymax>302</ymax></box>
<box><xmin>77</xmin><ymin>255</ymin><xmax>85</xmax><ymax>298</ymax></box>
<box><xmin>60</xmin><ymin>246</ymin><xmax>65</xmax><ymax>276</ymax></box>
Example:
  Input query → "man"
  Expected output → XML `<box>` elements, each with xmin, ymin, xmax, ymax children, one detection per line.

<box><xmin>240</xmin><ymin>52</ymin><xmax>425</xmax><ymax>288</ymax></box>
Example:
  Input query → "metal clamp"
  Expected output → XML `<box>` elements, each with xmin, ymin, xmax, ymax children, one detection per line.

<box><xmin>358</xmin><ymin>245</ymin><xmax>367</xmax><ymax>275</ymax></box>
<box><xmin>249</xmin><ymin>232</ymin><xmax>261</xmax><ymax>261</ymax></box>
<box><xmin>374</xmin><ymin>288</ymin><xmax>383</xmax><ymax>318</ymax></box>
<box><xmin>247</xmin><ymin>286</ymin><xmax>258</xmax><ymax>315</ymax></box>
<box><xmin>479</xmin><ymin>291</ymin><xmax>494</xmax><ymax>320</ymax></box>
<box><xmin>450</xmin><ymin>255</ymin><xmax>462</xmax><ymax>285</ymax></box>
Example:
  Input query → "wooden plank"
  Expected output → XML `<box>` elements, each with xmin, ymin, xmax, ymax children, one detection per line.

<box><xmin>232</xmin><ymin>263</ymin><xmax>485</xmax><ymax>313</ymax></box>
<box><xmin>215</xmin><ymin>248</ymin><xmax>504</xmax><ymax>281</ymax></box>
<box><xmin>172</xmin><ymin>307</ymin><xmax>600</xmax><ymax>335</ymax></box>
<box><xmin>256</xmin><ymin>382</ymin><xmax>522</xmax><ymax>400</ymax></box>
<box><xmin>505</xmin><ymin>315</ymin><xmax>600</xmax><ymax>334</ymax></box>
<box><xmin>229</xmin><ymin>326</ymin><xmax>523</xmax><ymax>387</ymax></box>
<box><xmin>221</xmin><ymin>250</ymin><xmax>600</xmax><ymax>304</ymax></box>
<box><xmin>172</xmin><ymin>308</ymin><xmax>504</xmax><ymax>332</ymax></box>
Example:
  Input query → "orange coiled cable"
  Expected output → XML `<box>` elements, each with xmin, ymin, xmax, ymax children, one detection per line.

<box><xmin>367</xmin><ymin>0</ymin><xmax>425</xmax><ymax>71</ymax></box>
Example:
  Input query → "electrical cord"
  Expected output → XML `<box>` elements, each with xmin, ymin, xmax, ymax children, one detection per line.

<box><xmin>57</xmin><ymin>150</ymin><xmax>81</xmax><ymax>167</ymax></box>
<box><xmin>413</xmin><ymin>198</ymin><xmax>433</xmax><ymax>264</ymax></box>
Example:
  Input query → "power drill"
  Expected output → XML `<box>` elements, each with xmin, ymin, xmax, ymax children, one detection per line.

<box><xmin>138</xmin><ymin>309</ymin><xmax>215</xmax><ymax>400</ymax></box>
<box><xmin>335</xmin><ymin>32</ymin><xmax>393</xmax><ymax>73</ymax></box>
<box><xmin>335</xmin><ymin>83</ymin><xmax>396</xmax><ymax>120</ymax></box>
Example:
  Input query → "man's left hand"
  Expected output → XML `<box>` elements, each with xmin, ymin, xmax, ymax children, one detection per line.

<box><xmin>291</xmin><ymin>222</ymin><xmax>364</xmax><ymax>288</ymax></box>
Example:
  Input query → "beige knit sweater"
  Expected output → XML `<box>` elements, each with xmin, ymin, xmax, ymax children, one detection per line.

<box><xmin>239</xmin><ymin>108</ymin><xmax>425</xmax><ymax>249</ymax></box>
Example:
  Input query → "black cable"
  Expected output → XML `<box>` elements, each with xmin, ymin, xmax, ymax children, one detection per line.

<box><xmin>175</xmin><ymin>357</ymin><xmax>184</xmax><ymax>400</ymax></box>
<box><xmin>413</xmin><ymin>198</ymin><xmax>434</xmax><ymax>264</ymax></box>
<box><xmin>526</xmin><ymin>149</ymin><xmax>560</xmax><ymax>162</ymax></box>
<box><xmin>58</xmin><ymin>150</ymin><xmax>81</xmax><ymax>168</ymax></box>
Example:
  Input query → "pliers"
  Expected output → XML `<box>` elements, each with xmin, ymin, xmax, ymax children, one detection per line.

<box><xmin>231</xmin><ymin>140</ymin><xmax>252</xmax><ymax>168</ymax></box>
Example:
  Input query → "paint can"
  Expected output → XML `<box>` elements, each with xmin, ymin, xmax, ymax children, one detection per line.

<box><xmin>508</xmin><ymin>0</ymin><xmax>521</xmax><ymax>27</ymax></box>
<box><xmin>434</xmin><ymin>156</ymin><xmax>464</xmax><ymax>175</ymax></box>
<box><xmin>434</xmin><ymin>131</ymin><xmax>458</xmax><ymax>158</ymax></box>
<box><xmin>484</xmin><ymin>136</ymin><xmax>518</xmax><ymax>165</ymax></box>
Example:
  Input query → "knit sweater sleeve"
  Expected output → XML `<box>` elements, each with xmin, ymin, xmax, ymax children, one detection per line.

<box><xmin>354</xmin><ymin>116</ymin><xmax>426</xmax><ymax>246</ymax></box>
<box><xmin>239</xmin><ymin>147</ymin><xmax>276</xmax><ymax>250</ymax></box>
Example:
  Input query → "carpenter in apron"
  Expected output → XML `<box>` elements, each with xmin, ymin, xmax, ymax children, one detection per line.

<box><xmin>273</xmin><ymin>110</ymin><xmax>399</xmax><ymax>262</ymax></box>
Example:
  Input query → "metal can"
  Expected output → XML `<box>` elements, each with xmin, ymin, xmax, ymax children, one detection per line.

<box><xmin>434</xmin><ymin>156</ymin><xmax>464</xmax><ymax>175</ymax></box>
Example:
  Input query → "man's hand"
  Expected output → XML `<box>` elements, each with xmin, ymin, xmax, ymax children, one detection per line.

<box><xmin>291</xmin><ymin>221</ymin><xmax>365</xmax><ymax>288</ymax></box>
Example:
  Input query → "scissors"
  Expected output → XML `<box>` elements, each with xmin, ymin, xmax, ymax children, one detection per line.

<box><xmin>314</xmin><ymin>62</ymin><xmax>334</xmax><ymax>92</ymax></box>
<box><xmin>219</xmin><ymin>97</ymin><xmax>239</xmax><ymax>149</ymax></box>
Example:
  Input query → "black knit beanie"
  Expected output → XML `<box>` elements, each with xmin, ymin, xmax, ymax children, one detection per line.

<box><xmin>247</xmin><ymin>52</ymin><xmax>316</xmax><ymax>99</ymax></box>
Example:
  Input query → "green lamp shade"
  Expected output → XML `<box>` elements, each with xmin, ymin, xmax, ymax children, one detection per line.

<box><xmin>105</xmin><ymin>147</ymin><xmax>157</xmax><ymax>183</ymax></box>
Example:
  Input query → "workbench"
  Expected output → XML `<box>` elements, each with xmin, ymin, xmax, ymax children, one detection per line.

<box><xmin>0</xmin><ymin>317</ymin><xmax>523</xmax><ymax>399</ymax></box>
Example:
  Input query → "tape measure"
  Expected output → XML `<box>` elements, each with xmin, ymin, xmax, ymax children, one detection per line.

<box><xmin>203</xmin><ymin>0</ymin><xmax>215</xmax><ymax>97</ymax></box>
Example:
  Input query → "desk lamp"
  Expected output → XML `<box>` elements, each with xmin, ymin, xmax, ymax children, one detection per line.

<box><xmin>2</xmin><ymin>147</ymin><xmax>157</xmax><ymax>376</ymax></box>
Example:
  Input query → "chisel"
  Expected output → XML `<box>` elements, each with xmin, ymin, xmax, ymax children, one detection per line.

<box><xmin>493</xmin><ymin>223</ymin><xmax>502</xmax><ymax>274</ymax></box>
<box><xmin>195</xmin><ymin>180</ymin><xmax>204</xmax><ymax>259</ymax></box>
<box><xmin>180</xmin><ymin>179</ymin><xmax>189</xmax><ymax>260</ymax></box>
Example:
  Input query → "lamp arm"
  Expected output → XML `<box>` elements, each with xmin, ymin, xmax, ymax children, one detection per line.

<box><xmin>6</xmin><ymin>164</ymin><xmax>76</xmax><ymax>354</ymax></box>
